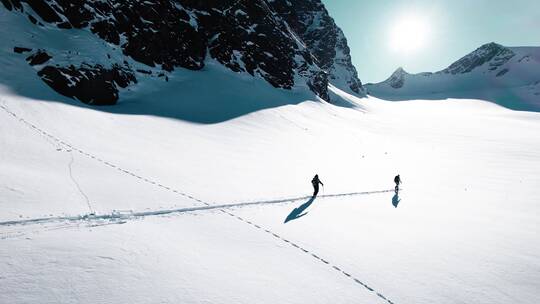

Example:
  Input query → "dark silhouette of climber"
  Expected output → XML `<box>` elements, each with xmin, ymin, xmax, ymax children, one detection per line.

<box><xmin>312</xmin><ymin>174</ymin><xmax>324</xmax><ymax>196</ymax></box>
<box><xmin>285</xmin><ymin>174</ymin><xmax>323</xmax><ymax>223</ymax></box>
<box><xmin>394</xmin><ymin>174</ymin><xmax>401</xmax><ymax>193</ymax></box>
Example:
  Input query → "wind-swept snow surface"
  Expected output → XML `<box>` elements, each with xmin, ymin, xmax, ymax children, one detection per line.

<box><xmin>1</xmin><ymin>80</ymin><xmax>539</xmax><ymax>303</ymax></box>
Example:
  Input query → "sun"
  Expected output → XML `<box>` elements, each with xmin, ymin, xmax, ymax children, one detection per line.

<box><xmin>388</xmin><ymin>14</ymin><xmax>430</xmax><ymax>53</ymax></box>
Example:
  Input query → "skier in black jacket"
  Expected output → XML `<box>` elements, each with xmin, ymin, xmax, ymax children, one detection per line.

<box><xmin>394</xmin><ymin>174</ymin><xmax>401</xmax><ymax>193</ymax></box>
<box><xmin>312</xmin><ymin>174</ymin><xmax>324</xmax><ymax>197</ymax></box>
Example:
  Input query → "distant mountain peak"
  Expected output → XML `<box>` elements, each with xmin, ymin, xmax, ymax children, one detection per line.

<box><xmin>479</xmin><ymin>42</ymin><xmax>505</xmax><ymax>50</ymax></box>
<box><xmin>392</xmin><ymin>67</ymin><xmax>407</xmax><ymax>76</ymax></box>
<box><xmin>443</xmin><ymin>42</ymin><xmax>515</xmax><ymax>75</ymax></box>
<box><xmin>365</xmin><ymin>42</ymin><xmax>540</xmax><ymax>112</ymax></box>
<box><xmin>384</xmin><ymin>67</ymin><xmax>408</xmax><ymax>88</ymax></box>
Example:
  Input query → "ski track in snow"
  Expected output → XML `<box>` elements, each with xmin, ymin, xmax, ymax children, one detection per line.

<box><xmin>0</xmin><ymin>102</ymin><xmax>396</xmax><ymax>304</ymax></box>
<box><xmin>0</xmin><ymin>189</ymin><xmax>395</xmax><ymax>228</ymax></box>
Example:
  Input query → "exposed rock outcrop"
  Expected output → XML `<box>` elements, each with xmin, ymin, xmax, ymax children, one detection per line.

<box><xmin>37</xmin><ymin>64</ymin><xmax>136</xmax><ymax>105</ymax></box>
<box><xmin>2</xmin><ymin>0</ymin><xmax>364</xmax><ymax>105</ymax></box>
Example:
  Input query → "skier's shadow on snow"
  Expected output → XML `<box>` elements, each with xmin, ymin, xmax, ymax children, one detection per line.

<box><xmin>392</xmin><ymin>193</ymin><xmax>401</xmax><ymax>208</ymax></box>
<box><xmin>284</xmin><ymin>195</ymin><xmax>316</xmax><ymax>223</ymax></box>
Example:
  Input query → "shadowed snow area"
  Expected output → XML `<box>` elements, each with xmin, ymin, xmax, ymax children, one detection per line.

<box><xmin>1</xmin><ymin>42</ymin><xmax>320</xmax><ymax>123</ymax></box>
<box><xmin>0</xmin><ymin>9</ymin><xmax>344</xmax><ymax>124</ymax></box>
<box><xmin>114</xmin><ymin>62</ymin><xmax>319</xmax><ymax>123</ymax></box>
<box><xmin>1</xmin><ymin>81</ymin><xmax>539</xmax><ymax>304</ymax></box>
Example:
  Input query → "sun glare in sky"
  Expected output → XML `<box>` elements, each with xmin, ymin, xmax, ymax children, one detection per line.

<box><xmin>388</xmin><ymin>14</ymin><xmax>431</xmax><ymax>53</ymax></box>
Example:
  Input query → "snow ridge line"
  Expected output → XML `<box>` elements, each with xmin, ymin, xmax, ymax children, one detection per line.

<box><xmin>0</xmin><ymin>102</ymin><xmax>396</xmax><ymax>304</ymax></box>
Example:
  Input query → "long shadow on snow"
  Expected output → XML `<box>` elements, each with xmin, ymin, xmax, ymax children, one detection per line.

<box><xmin>284</xmin><ymin>195</ymin><xmax>316</xmax><ymax>223</ymax></box>
<box><xmin>392</xmin><ymin>193</ymin><xmax>401</xmax><ymax>208</ymax></box>
<box><xmin>0</xmin><ymin>49</ymin><xmax>358</xmax><ymax>124</ymax></box>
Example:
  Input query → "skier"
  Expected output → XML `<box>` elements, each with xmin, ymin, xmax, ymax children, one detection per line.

<box><xmin>311</xmin><ymin>174</ymin><xmax>324</xmax><ymax>197</ymax></box>
<box><xmin>394</xmin><ymin>174</ymin><xmax>401</xmax><ymax>193</ymax></box>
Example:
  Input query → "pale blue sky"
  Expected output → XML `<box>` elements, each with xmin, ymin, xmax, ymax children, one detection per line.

<box><xmin>322</xmin><ymin>0</ymin><xmax>540</xmax><ymax>83</ymax></box>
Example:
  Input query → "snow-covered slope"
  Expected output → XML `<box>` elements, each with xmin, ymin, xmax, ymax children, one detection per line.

<box><xmin>366</xmin><ymin>43</ymin><xmax>540</xmax><ymax>111</ymax></box>
<box><xmin>1</xmin><ymin>71</ymin><xmax>540</xmax><ymax>303</ymax></box>
<box><xmin>1</xmin><ymin>3</ymin><xmax>539</xmax><ymax>303</ymax></box>
<box><xmin>1</xmin><ymin>0</ymin><xmax>364</xmax><ymax>106</ymax></box>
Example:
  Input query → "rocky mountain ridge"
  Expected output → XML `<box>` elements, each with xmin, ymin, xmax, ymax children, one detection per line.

<box><xmin>1</xmin><ymin>0</ymin><xmax>364</xmax><ymax>105</ymax></box>
<box><xmin>366</xmin><ymin>43</ymin><xmax>540</xmax><ymax>111</ymax></box>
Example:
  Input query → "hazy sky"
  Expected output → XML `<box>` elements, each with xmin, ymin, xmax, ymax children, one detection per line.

<box><xmin>322</xmin><ymin>0</ymin><xmax>540</xmax><ymax>83</ymax></box>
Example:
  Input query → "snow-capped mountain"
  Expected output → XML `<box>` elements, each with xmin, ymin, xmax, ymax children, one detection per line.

<box><xmin>366</xmin><ymin>43</ymin><xmax>540</xmax><ymax>111</ymax></box>
<box><xmin>268</xmin><ymin>0</ymin><xmax>363</xmax><ymax>94</ymax></box>
<box><xmin>1</xmin><ymin>0</ymin><xmax>364</xmax><ymax>105</ymax></box>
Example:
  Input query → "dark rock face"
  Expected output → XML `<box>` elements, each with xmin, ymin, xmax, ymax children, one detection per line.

<box><xmin>13</xmin><ymin>46</ymin><xmax>32</xmax><ymax>53</ymax></box>
<box><xmin>307</xmin><ymin>70</ymin><xmax>330</xmax><ymax>101</ymax></box>
<box><xmin>495</xmin><ymin>68</ymin><xmax>509</xmax><ymax>77</ymax></box>
<box><xmin>24</xmin><ymin>0</ymin><xmax>62</xmax><ymax>23</ymax></box>
<box><xmin>387</xmin><ymin>67</ymin><xmax>406</xmax><ymax>89</ymax></box>
<box><xmin>89</xmin><ymin>1</ymin><xmax>206</xmax><ymax>71</ymax></box>
<box><xmin>25</xmin><ymin>49</ymin><xmax>51</xmax><ymax>65</ymax></box>
<box><xmin>2</xmin><ymin>0</ymin><xmax>363</xmax><ymax>105</ymax></box>
<box><xmin>1</xmin><ymin>0</ymin><xmax>22</xmax><ymax>11</ymax></box>
<box><xmin>444</xmin><ymin>43</ymin><xmax>515</xmax><ymax>75</ymax></box>
<box><xmin>37</xmin><ymin>64</ymin><xmax>136</xmax><ymax>105</ymax></box>
<box><xmin>268</xmin><ymin>0</ymin><xmax>363</xmax><ymax>94</ymax></box>
<box><xmin>191</xmin><ymin>1</ymin><xmax>298</xmax><ymax>90</ymax></box>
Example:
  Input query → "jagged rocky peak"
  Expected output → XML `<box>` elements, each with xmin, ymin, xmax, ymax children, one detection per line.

<box><xmin>443</xmin><ymin>42</ymin><xmax>515</xmax><ymax>75</ymax></box>
<box><xmin>2</xmin><ymin>0</ymin><xmax>364</xmax><ymax>106</ymax></box>
<box><xmin>385</xmin><ymin>67</ymin><xmax>408</xmax><ymax>88</ymax></box>
<box><xmin>365</xmin><ymin>42</ymin><xmax>540</xmax><ymax>112</ymax></box>
<box><xmin>268</xmin><ymin>0</ymin><xmax>364</xmax><ymax>94</ymax></box>
<box><xmin>391</xmin><ymin>67</ymin><xmax>407</xmax><ymax>76</ymax></box>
